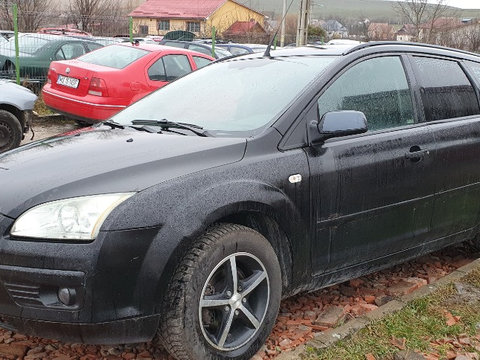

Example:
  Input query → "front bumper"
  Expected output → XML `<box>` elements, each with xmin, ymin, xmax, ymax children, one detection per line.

<box><xmin>0</xmin><ymin>214</ymin><xmax>162</xmax><ymax>343</ymax></box>
<box><xmin>0</xmin><ymin>314</ymin><xmax>160</xmax><ymax>344</ymax></box>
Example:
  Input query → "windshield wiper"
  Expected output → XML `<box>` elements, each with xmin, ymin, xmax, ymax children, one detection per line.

<box><xmin>131</xmin><ymin>119</ymin><xmax>210</xmax><ymax>137</ymax></box>
<box><xmin>102</xmin><ymin>120</ymin><xmax>125</xmax><ymax>129</ymax></box>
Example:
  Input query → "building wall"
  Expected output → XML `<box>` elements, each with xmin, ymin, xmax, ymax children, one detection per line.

<box><xmin>132</xmin><ymin>18</ymin><xmax>192</xmax><ymax>35</ymax></box>
<box><xmin>132</xmin><ymin>0</ymin><xmax>264</xmax><ymax>37</ymax></box>
<box><xmin>207</xmin><ymin>1</ymin><xmax>264</xmax><ymax>35</ymax></box>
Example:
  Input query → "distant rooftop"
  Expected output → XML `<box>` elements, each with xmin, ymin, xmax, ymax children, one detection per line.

<box><xmin>129</xmin><ymin>0</ymin><xmax>264</xmax><ymax>19</ymax></box>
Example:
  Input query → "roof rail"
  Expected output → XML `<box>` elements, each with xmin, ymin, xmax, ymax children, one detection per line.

<box><xmin>344</xmin><ymin>41</ymin><xmax>480</xmax><ymax>58</ymax></box>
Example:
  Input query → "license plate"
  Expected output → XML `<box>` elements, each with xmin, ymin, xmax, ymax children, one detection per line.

<box><xmin>57</xmin><ymin>75</ymin><xmax>79</xmax><ymax>89</ymax></box>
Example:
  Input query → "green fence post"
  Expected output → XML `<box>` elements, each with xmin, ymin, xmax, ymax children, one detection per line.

<box><xmin>13</xmin><ymin>3</ymin><xmax>20</xmax><ymax>85</ymax></box>
<box><xmin>211</xmin><ymin>26</ymin><xmax>216</xmax><ymax>58</ymax></box>
<box><xmin>129</xmin><ymin>17</ymin><xmax>133</xmax><ymax>42</ymax></box>
<box><xmin>274</xmin><ymin>35</ymin><xmax>277</xmax><ymax>50</ymax></box>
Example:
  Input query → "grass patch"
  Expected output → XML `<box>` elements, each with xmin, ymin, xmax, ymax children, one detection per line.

<box><xmin>33</xmin><ymin>95</ymin><xmax>55</xmax><ymax>117</ymax></box>
<box><xmin>307</xmin><ymin>279</ymin><xmax>480</xmax><ymax>360</ymax></box>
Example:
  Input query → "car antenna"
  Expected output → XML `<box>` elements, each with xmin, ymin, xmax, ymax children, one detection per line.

<box><xmin>264</xmin><ymin>0</ymin><xmax>296</xmax><ymax>59</ymax></box>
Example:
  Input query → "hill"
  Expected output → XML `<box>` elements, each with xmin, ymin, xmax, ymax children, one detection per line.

<box><xmin>238</xmin><ymin>0</ymin><xmax>480</xmax><ymax>22</ymax></box>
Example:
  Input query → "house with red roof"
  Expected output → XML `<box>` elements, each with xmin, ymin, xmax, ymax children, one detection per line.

<box><xmin>129</xmin><ymin>0</ymin><xmax>266</xmax><ymax>39</ymax></box>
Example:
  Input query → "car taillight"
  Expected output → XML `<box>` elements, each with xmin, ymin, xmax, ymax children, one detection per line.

<box><xmin>88</xmin><ymin>77</ymin><xmax>108</xmax><ymax>97</ymax></box>
<box><xmin>47</xmin><ymin>68</ymin><xmax>55</xmax><ymax>84</ymax></box>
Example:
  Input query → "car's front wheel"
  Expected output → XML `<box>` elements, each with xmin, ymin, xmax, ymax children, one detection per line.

<box><xmin>160</xmin><ymin>223</ymin><xmax>282</xmax><ymax>360</ymax></box>
<box><xmin>0</xmin><ymin>110</ymin><xmax>22</xmax><ymax>153</ymax></box>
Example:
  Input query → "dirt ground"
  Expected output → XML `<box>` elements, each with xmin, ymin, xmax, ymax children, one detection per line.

<box><xmin>21</xmin><ymin>117</ymin><xmax>79</xmax><ymax>145</ymax></box>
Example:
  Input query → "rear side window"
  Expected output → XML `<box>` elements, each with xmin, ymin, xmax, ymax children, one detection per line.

<box><xmin>55</xmin><ymin>43</ymin><xmax>85</xmax><ymax>60</ymax></box>
<box><xmin>78</xmin><ymin>45</ymin><xmax>149</xmax><ymax>69</ymax></box>
<box><xmin>317</xmin><ymin>56</ymin><xmax>415</xmax><ymax>131</ymax></box>
<box><xmin>413</xmin><ymin>57</ymin><xmax>480</xmax><ymax>121</ymax></box>
<box><xmin>466</xmin><ymin>61</ymin><xmax>480</xmax><ymax>83</ymax></box>
<box><xmin>193</xmin><ymin>56</ymin><xmax>212</xmax><ymax>69</ymax></box>
<box><xmin>163</xmin><ymin>55</ymin><xmax>192</xmax><ymax>81</ymax></box>
<box><xmin>148</xmin><ymin>54</ymin><xmax>192</xmax><ymax>82</ymax></box>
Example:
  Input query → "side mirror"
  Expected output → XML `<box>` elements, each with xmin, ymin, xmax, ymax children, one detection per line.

<box><xmin>309</xmin><ymin>110</ymin><xmax>368</xmax><ymax>145</ymax></box>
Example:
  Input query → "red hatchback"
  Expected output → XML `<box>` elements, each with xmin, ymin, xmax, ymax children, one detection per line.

<box><xmin>42</xmin><ymin>43</ymin><xmax>214</xmax><ymax>122</ymax></box>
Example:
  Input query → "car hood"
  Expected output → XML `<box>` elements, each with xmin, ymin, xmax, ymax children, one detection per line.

<box><xmin>0</xmin><ymin>125</ymin><xmax>247</xmax><ymax>218</ymax></box>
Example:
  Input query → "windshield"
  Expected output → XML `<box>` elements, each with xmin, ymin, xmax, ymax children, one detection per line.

<box><xmin>112</xmin><ymin>56</ymin><xmax>335</xmax><ymax>133</ymax></box>
<box><xmin>6</xmin><ymin>36</ymin><xmax>49</xmax><ymax>54</ymax></box>
<box><xmin>78</xmin><ymin>44</ymin><xmax>150</xmax><ymax>69</ymax></box>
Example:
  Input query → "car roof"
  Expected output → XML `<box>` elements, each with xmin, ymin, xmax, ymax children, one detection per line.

<box><xmin>16</xmin><ymin>33</ymin><xmax>100</xmax><ymax>43</ymax></box>
<box><xmin>228</xmin><ymin>42</ymin><xmax>480</xmax><ymax>61</ymax></box>
<box><xmin>108</xmin><ymin>42</ymin><xmax>214</xmax><ymax>57</ymax></box>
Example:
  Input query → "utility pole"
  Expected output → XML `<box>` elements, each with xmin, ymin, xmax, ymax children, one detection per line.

<box><xmin>280</xmin><ymin>0</ymin><xmax>286</xmax><ymax>47</ymax></box>
<box><xmin>296</xmin><ymin>0</ymin><xmax>311</xmax><ymax>46</ymax></box>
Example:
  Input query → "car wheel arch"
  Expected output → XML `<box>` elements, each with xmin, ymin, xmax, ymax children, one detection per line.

<box><xmin>0</xmin><ymin>103</ymin><xmax>24</xmax><ymax>127</ymax></box>
<box><xmin>151</xmin><ymin>202</ymin><xmax>297</xmax><ymax>315</ymax></box>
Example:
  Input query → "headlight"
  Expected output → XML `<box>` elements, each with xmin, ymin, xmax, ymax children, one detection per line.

<box><xmin>10</xmin><ymin>193</ymin><xmax>135</xmax><ymax>241</ymax></box>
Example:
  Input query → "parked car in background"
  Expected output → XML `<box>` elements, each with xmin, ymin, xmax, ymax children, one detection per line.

<box><xmin>216</xmin><ymin>43</ymin><xmax>254</xmax><ymax>55</ymax></box>
<box><xmin>121</xmin><ymin>37</ymin><xmax>158</xmax><ymax>45</ymax></box>
<box><xmin>0</xmin><ymin>30</ymin><xmax>14</xmax><ymax>41</ymax></box>
<box><xmin>0</xmin><ymin>80</ymin><xmax>36</xmax><ymax>152</ymax></box>
<box><xmin>159</xmin><ymin>39</ymin><xmax>232</xmax><ymax>59</ymax></box>
<box><xmin>0</xmin><ymin>34</ymin><xmax>103</xmax><ymax>83</ymax></box>
<box><xmin>37</xmin><ymin>27</ymin><xmax>93</xmax><ymax>37</ymax></box>
<box><xmin>42</xmin><ymin>43</ymin><xmax>214</xmax><ymax>122</ymax></box>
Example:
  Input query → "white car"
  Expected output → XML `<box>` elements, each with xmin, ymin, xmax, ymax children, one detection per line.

<box><xmin>0</xmin><ymin>80</ymin><xmax>37</xmax><ymax>152</ymax></box>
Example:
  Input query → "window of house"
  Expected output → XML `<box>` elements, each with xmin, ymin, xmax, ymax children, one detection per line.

<box><xmin>317</xmin><ymin>56</ymin><xmax>415</xmax><ymax>131</ymax></box>
<box><xmin>187</xmin><ymin>22</ymin><xmax>201</xmax><ymax>33</ymax></box>
<box><xmin>158</xmin><ymin>20</ymin><xmax>170</xmax><ymax>31</ymax></box>
<box><xmin>413</xmin><ymin>57</ymin><xmax>480</xmax><ymax>121</ymax></box>
<box><xmin>139</xmin><ymin>25</ymin><xmax>149</xmax><ymax>35</ymax></box>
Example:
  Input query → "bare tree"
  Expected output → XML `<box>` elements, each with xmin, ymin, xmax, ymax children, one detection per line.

<box><xmin>393</xmin><ymin>0</ymin><xmax>451</xmax><ymax>43</ymax></box>
<box><xmin>1</xmin><ymin>0</ymin><xmax>52</xmax><ymax>31</ymax></box>
<box><xmin>0</xmin><ymin>0</ymin><xmax>14</xmax><ymax>30</ymax></box>
<box><xmin>68</xmin><ymin>0</ymin><xmax>119</xmax><ymax>34</ymax></box>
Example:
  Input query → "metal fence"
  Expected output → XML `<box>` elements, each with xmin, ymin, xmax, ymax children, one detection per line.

<box><xmin>0</xmin><ymin>1</ymin><xmax>134</xmax><ymax>88</ymax></box>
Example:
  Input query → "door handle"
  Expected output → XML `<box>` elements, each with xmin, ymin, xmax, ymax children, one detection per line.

<box><xmin>405</xmin><ymin>146</ymin><xmax>429</xmax><ymax>162</ymax></box>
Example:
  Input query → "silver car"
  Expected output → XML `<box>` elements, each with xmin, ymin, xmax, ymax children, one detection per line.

<box><xmin>0</xmin><ymin>80</ymin><xmax>37</xmax><ymax>152</ymax></box>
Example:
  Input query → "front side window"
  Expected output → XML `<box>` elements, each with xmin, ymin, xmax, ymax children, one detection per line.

<box><xmin>158</xmin><ymin>20</ymin><xmax>170</xmax><ymax>31</ymax></box>
<box><xmin>413</xmin><ymin>57</ymin><xmax>480</xmax><ymax>121</ymax></box>
<box><xmin>187</xmin><ymin>22</ymin><xmax>201</xmax><ymax>33</ymax></box>
<box><xmin>317</xmin><ymin>56</ymin><xmax>415</xmax><ymax>131</ymax></box>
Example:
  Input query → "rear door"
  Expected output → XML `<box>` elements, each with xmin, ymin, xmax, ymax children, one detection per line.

<box><xmin>146</xmin><ymin>53</ymin><xmax>192</xmax><ymax>91</ymax></box>
<box><xmin>307</xmin><ymin>55</ymin><xmax>437</xmax><ymax>274</ymax></box>
<box><xmin>410</xmin><ymin>56</ymin><xmax>480</xmax><ymax>244</ymax></box>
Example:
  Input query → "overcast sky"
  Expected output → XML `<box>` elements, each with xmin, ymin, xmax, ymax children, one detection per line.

<box><xmin>446</xmin><ymin>0</ymin><xmax>480</xmax><ymax>9</ymax></box>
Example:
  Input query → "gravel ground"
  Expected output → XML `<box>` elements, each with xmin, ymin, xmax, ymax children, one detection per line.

<box><xmin>6</xmin><ymin>118</ymin><xmax>478</xmax><ymax>360</ymax></box>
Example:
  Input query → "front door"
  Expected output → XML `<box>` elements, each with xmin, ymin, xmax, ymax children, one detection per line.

<box><xmin>307</xmin><ymin>55</ymin><xmax>437</xmax><ymax>274</ymax></box>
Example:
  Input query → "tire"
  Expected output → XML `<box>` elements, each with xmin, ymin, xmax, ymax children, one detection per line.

<box><xmin>160</xmin><ymin>224</ymin><xmax>282</xmax><ymax>360</ymax></box>
<box><xmin>75</xmin><ymin>119</ymin><xmax>91</xmax><ymax>127</ymax></box>
<box><xmin>0</xmin><ymin>110</ymin><xmax>22</xmax><ymax>153</ymax></box>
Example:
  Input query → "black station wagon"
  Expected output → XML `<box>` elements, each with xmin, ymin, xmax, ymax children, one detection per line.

<box><xmin>1</xmin><ymin>42</ymin><xmax>480</xmax><ymax>360</ymax></box>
